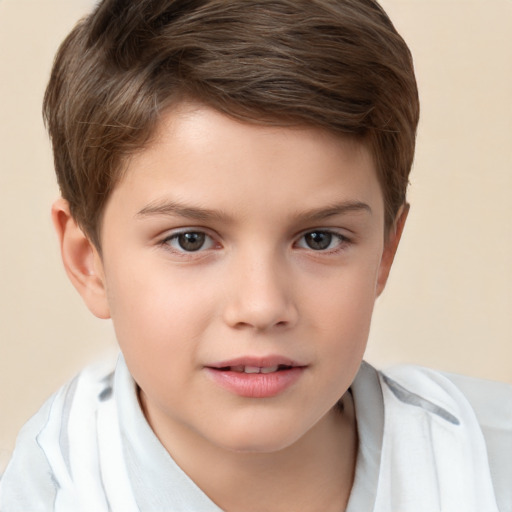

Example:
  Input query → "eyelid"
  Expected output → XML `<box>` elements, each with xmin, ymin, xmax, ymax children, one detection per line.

<box><xmin>294</xmin><ymin>228</ymin><xmax>352</xmax><ymax>252</ymax></box>
<box><xmin>160</xmin><ymin>227</ymin><xmax>221</xmax><ymax>253</ymax></box>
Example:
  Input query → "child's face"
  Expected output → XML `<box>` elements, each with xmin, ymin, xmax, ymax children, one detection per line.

<box><xmin>82</xmin><ymin>103</ymin><xmax>401</xmax><ymax>453</ymax></box>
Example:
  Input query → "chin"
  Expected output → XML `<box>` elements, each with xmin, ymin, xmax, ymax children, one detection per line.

<box><xmin>208</xmin><ymin>417</ymin><xmax>309</xmax><ymax>455</ymax></box>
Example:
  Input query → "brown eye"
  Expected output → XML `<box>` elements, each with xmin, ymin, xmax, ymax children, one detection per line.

<box><xmin>303</xmin><ymin>231</ymin><xmax>333</xmax><ymax>250</ymax></box>
<box><xmin>296</xmin><ymin>230</ymin><xmax>349</xmax><ymax>252</ymax></box>
<box><xmin>177</xmin><ymin>232</ymin><xmax>205</xmax><ymax>251</ymax></box>
<box><xmin>165</xmin><ymin>231</ymin><xmax>216</xmax><ymax>253</ymax></box>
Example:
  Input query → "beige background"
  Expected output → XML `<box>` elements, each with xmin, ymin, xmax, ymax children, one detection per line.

<box><xmin>0</xmin><ymin>0</ymin><xmax>511</xmax><ymax>472</ymax></box>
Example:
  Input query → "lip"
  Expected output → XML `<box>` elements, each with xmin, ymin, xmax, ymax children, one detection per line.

<box><xmin>204</xmin><ymin>355</ymin><xmax>307</xmax><ymax>398</ymax></box>
<box><xmin>207</xmin><ymin>355</ymin><xmax>302</xmax><ymax>369</ymax></box>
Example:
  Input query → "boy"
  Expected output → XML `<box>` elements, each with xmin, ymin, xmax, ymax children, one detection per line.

<box><xmin>1</xmin><ymin>0</ymin><xmax>510</xmax><ymax>511</ymax></box>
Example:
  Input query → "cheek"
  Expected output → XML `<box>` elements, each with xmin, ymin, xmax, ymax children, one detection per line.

<box><xmin>104</xmin><ymin>258</ymin><xmax>213</xmax><ymax>359</ymax></box>
<box><xmin>105</xmin><ymin>270</ymin><xmax>201</xmax><ymax>406</ymax></box>
<box><xmin>104</xmin><ymin>261</ymin><xmax>229</xmax><ymax>396</ymax></box>
<box><xmin>302</xmin><ymin>257</ymin><xmax>381</xmax><ymax>357</ymax></box>
<box><xmin>305</xmin><ymin>256</ymin><xmax>381</xmax><ymax>317</ymax></box>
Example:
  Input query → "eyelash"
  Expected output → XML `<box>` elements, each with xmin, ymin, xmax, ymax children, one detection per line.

<box><xmin>159</xmin><ymin>229</ymin><xmax>351</xmax><ymax>255</ymax></box>
<box><xmin>295</xmin><ymin>230</ymin><xmax>351</xmax><ymax>253</ymax></box>
<box><xmin>160</xmin><ymin>230</ymin><xmax>218</xmax><ymax>255</ymax></box>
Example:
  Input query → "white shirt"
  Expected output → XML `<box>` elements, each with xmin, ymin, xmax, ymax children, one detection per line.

<box><xmin>1</xmin><ymin>356</ymin><xmax>511</xmax><ymax>511</ymax></box>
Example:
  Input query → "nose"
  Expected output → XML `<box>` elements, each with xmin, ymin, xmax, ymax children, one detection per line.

<box><xmin>222</xmin><ymin>251</ymin><xmax>298</xmax><ymax>332</ymax></box>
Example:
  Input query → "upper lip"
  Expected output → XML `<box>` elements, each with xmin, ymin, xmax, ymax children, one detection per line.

<box><xmin>206</xmin><ymin>356</ymin><xmax>305</xmax><ymax>369</ymax></box>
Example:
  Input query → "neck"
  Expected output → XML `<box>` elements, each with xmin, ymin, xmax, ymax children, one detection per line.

<box><xmin>144</xmin><ymin>392</ymin><xmax>358</xmax><ymax>512</ymax></box>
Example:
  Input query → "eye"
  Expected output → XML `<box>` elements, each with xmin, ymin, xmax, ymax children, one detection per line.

<box><xmin>163</xmin><ymin>231</ymin><xmax>216</xmax><ymax>252</ymax></box>
<box><xmin>296</xmin><ymin>230</ymin><xmax>348</xmax><ymax>251</ymax></box>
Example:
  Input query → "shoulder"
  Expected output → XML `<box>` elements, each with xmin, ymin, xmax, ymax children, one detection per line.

<box><xmin>0</xmin><ymin>393</ymin><xmax>57</xmax><ymax>511</ymax></box>
<box><xmin>441</xmin><ymin>371</ymin><xmax>512</xmax><ymax>430</ymax></box>
<box><xmin>0</xmin><ymin>359</ymin><xmax>116</xmax><ymax>511</ymax></box>
<box><xmin>442</xmin><ymin>371</ymin><xmax>512</xmax><ymax>512</ymax></box>
<box><xmin>380</xmin><ymin>365</ymin><xmax>512</xmax><ymax>415</ymax></box>
<box><xmin>379</xmin><ymin>365</ymin><xmax>512</xmax><ymax>512</ymax></box>
<box><xmin>380</xmin><ymin>364</ymin><xmax>512</xmax><ymax>428</ymax></box>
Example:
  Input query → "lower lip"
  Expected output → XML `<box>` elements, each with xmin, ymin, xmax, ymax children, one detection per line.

<box><xmin>205</xmin><ymin>367</ymin><xmax>305</xmax><ymax>398</ymax></box>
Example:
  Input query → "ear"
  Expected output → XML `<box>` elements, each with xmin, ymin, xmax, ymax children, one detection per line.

<box><xmin>51</xmin><ymin>198</ymin><xmax>111</xmax><ymax>319</ymax></box>
<box><xmin>376</xmin><ymin>203</ymin><xmax>409</xmax><ymax>297</ymax></box>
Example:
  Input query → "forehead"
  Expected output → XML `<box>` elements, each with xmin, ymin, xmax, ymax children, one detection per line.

<box><xmin>109</xmin><ymin>103</ymin><xmax>384</xmax><ymax>222</ymax></box>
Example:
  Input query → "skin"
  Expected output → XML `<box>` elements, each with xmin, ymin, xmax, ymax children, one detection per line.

<box><xmin>53</xmin><ymin>103</ymin><xmax>407</xmax><ymax>512</ymax></box>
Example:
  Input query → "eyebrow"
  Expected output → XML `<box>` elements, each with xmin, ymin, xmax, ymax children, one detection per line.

<box><xmin>293</xmin><ymin>201</ymin><xmax>372</xmax><ymax>223</ymax></box>
<box><xmin>136</xmin><ymin>200</ymin><xmax>229</xmax><ymax>222</ymax></box>
<box><xmin>136</xmin><ymin>199</ymin><xmax>372</xmax><ymax>222</ymax></box>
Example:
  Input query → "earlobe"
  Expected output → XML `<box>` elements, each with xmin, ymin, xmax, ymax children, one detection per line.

<box><xmin>51</xmin><ymin>198</ymin><xmax>111</xmax><ymax>319</ymax></box>
<box><xmin>376</xmin><ymin>203</ymin><xmax>409</xmax><ymax>297</ymax></box>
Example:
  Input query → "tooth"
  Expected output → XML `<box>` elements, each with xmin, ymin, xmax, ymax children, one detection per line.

<box><xmin>244</xmin><ymin>366</ymin><xmax>261</xmax><ymax>374</ymax></box>
<box><xmin>261</xmin><ymin>366</ymin><xmax>279</xmax><ymax>374</ymax></box>
<box><xmin>231</xmin><ymin>366</ymin><xmax>245</xmax><ymax>373</ymax></box>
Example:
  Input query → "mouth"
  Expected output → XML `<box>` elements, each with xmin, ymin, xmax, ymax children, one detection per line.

<box><xmin>213</xmin><ymin>364</ymin><xmax>295</xmax><ymax>374</ymax></box>
<box><xmin>205</xmin><ymin>357</ymin><xmax>306</xmax><ymax>398</ymax></box>
<box><xmin>206</xmin><ymin>355</ymin><xmax>304</xmax><ymax>373</ymax></box>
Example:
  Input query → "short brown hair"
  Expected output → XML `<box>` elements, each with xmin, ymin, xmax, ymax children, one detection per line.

<box><xmin>44</xmin><ymin>0</ymin><xmax>419</xmax><ymax>248</ymax></box>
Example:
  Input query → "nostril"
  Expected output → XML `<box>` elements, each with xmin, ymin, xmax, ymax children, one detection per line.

<box><xmin>222</xmin><ymin>291</ymin><xmax>298</xmax><ymax>331</ymax></box>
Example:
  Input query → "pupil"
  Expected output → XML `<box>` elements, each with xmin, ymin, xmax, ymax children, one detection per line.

<box><xmin>178</xmin><ymin>232</ymin><xmax>205</xmax><ymax>251</ymax></box>
<box><xmin>306</xmin><ymin>231</ymin><xmax>331</xmax><ymax>250</ymax></box>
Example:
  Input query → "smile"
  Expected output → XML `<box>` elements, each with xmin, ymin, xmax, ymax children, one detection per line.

<box><xmin>205</xmin><ymin>357</ymin><xmax>306</xmax><ymax>398</ymax></box>
<box><xmin>219</xmin><ymin>364</ymin><xmax>293</xmax><ymax>374</ymax></box>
